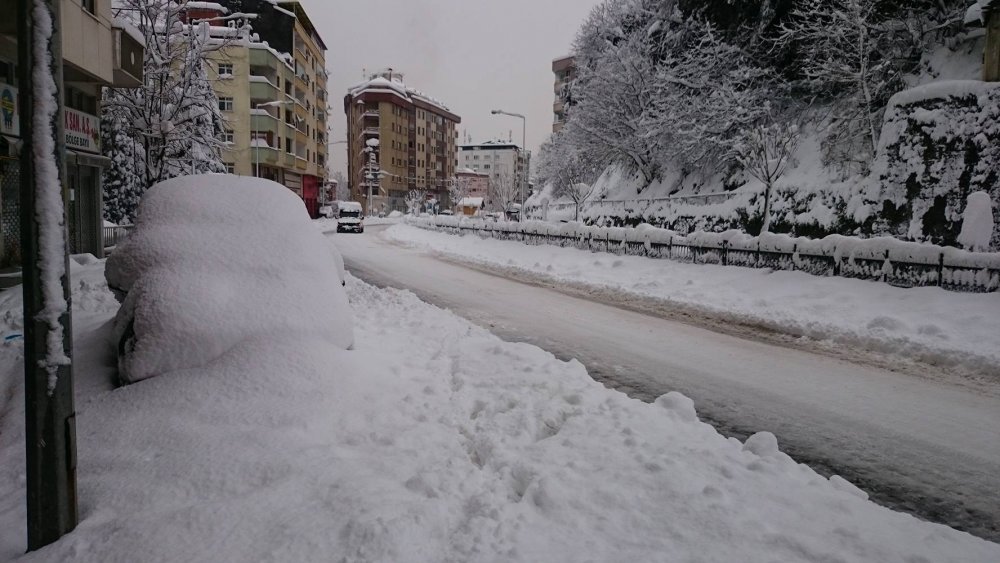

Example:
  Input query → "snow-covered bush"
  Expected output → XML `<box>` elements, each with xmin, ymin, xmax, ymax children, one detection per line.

<box><xmin>105</xmin><ymin>176</ymin><xmax>353</xmax><ymax>384</ymax></box>
<box><xmin>860</xmin><ymin>81</ymin><xmax>1000</xmax><ymax>248</ymax></box>
<box><xmin>958</xmin><ymin>191</ymin><xmax>996</xmax><ymax>251</ymax></box>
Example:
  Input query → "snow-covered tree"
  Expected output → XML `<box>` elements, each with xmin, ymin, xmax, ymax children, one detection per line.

<box><xmin>101</xmin><ymin>89</ymin><xmax>147</xmax><ymax>224</ymax></box>
<box><xmin>105</xmin><ymin>0</ymin><xmax>236</xmax><ymax>191</ymax></box>
<box><xmin>447</xmin><ymin>176</ymin><xmax>470</xmax><ymax>212</ymax></box>
<box><xmin>537</xmin><ymin>131</ymin><xmax>604</xmax><ymax>220</ymax></box>
<box><xmin>489</xmin><ymin>169</ymin><xmax>521</xmax><ymax>215</ymax></box>
<box><xmin>736</xmin><ymin>122</ymin><xmax>801</xmax><ymax>233</ymax></box>
<box><xmin>774</xmin><ymin>0</ymin><xmax>917</xmax><ymax>170</ymax></box>
<box><xmin>405</xmin><ymin>190</ymin><xmax>425</xmax><ymax>215</ymax></box>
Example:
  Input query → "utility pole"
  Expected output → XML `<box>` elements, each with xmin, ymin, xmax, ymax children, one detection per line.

<box><xmin>18</xmin><ymin>0</ymin><xmax>78</xmax><ymax>551</ymax></box>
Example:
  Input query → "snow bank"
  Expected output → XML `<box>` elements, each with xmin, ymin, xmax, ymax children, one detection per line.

<box><xmin>408</xmin><ymin>216</ymin><xmax>1000</xmax><ymax>289</ymax></box>
<box><xmin>105</xmin><ymin>175</ymin><xmax>353</xmax><ymax>383</ymax></box>
<box><xmin>388</xmin><ymin>223</ymin><xmax>1000</xmax><ymax>375</ymax></box>
<box><xmin>0</xmin><ymin>265</ymin><xmax>998</xmax><ymax>561</ymax></box>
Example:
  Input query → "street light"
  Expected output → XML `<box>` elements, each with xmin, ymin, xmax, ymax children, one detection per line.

<box><xmin>490</xmin><ymin>109</ymin><xmax>527</xmax><ymax>221</ymax></box>
<box><xmin>253</xmin><ymin>100</ymin><xmax>293</xmax><ymax>178</ymax></box>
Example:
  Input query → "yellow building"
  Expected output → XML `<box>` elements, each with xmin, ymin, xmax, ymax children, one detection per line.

<box><xmin>200</xmin><ymin>1</ymin><xmax>329</xmax><ymax>216</ymax></box>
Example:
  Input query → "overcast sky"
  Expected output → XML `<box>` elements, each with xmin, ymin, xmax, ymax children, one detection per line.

<box><xmin>297</xmin><ymin>0</ymin><xmax>603</xmax><ymax>178</ymax></box>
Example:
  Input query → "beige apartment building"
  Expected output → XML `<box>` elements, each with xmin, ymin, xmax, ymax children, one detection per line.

<box><xmin>0</xmin><ymin>0</ymin><xmax>143</xmax><ymax>266</ymax></box>
<box><xmin>552</xmin><ymin>55</ymin><xmax>575</xmax><ymax>133</ymax></box>
<box><xmin>198</xmin><ymin>1</ymin><xmax>329</xmax><ymax>217</ymax></box>
<box><xmin>344</xmin><ymin>70</ymin><xmax>461</xmax><ymax>215</ymax></box>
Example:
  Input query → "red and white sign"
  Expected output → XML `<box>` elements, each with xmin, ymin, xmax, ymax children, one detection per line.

<box><xmin>64</xmin><ymin>108</ymin><xmax>101</xmax><ymax>154</ymax></box>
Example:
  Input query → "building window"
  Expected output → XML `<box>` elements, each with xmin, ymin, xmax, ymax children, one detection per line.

<box><xmin>218</xmin><ymin>63</ymin><xmax>234</xmax><ymax>77</ymax></box>
<box><xmin>219</xmin><ymin>97</ymin><xmax>234</xmax><ymax>112</ymax></box>
<box><xmin>285</xmin><ymin>137</ymin><xmax>292</xmax><ymax>154</ymax></box>
<box><xmin>225</xmin><ymin>163</ymin><xmax>235</xmax><ymax>174</ymax></box>
<box><xmin>221</xmin><ymin>130</ymin><xmax>234</xmax><ymax>144</ymax></box>
<box><xmin>82</xmin><ymin>0</ymin><xmax>95</xmax><ymax>14</ymax></box>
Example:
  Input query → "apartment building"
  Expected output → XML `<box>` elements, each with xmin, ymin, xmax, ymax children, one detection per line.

<box><xmin>344</xmin><ymin>70</ymin><xmax>461</xmax><ymax>215</ymax></box>
<box><xmin>207</xmin><ymin>0</ymin><xmax>329</xmax><ymax>217</ymax></box>
<box><xmin>0</xmin><ymin>0</ymin><xmax>144</xmax><ymax>266</ymax></box>
<box><xmin>458</xmin><ymin>140</ymin><xmax>530</xmax><ymax>210</ymax></box>
<box><xmin>552</xmin><ymin>55</ymin><xmax>575</xmax><ymax>133</ymax></box>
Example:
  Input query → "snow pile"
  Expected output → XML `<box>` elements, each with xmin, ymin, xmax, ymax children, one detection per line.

<box><xmin>105</xmin><ymin>175</ymin><xmax>352</xmax><ymax>383</ymax></box>
<box><xmin>958</xmin><ymin>191</ymin><xmax>995</xmax><ymax>252</ymax></box>
<box><xmin>0</xmin><ymin>264</ymin><xmax>998</xmax><ymax>560</ymax></box>
<box><xmin>388</xmin><ymin>223</ymin><xmax>1000</xmax><ymax>375</ymax></box>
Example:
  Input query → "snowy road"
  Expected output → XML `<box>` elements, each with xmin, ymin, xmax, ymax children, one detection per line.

<box><xmin>330</xmin><ymin>226</ymin><xmax>1000</xmax><ymax>541</ymax></box>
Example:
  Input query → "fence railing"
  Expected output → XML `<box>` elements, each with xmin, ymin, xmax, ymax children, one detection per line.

<box><xmin>409</xmin><ymin>219</ymin><xmax>1000</xmax><ymax>293</ymax></box>
<box><xmin>527</xmin><ymin>191</ymin><xmax>746</xmax><ymax>217</ymax></box>
<box><xmin>102</xmin><ymin>225</ymin><xmax>134</xmax><ymax>250</ymax></box>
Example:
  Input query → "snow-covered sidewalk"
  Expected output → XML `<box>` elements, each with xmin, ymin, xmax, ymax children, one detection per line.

<box><xmin>0</xmin><ymin>258</ymin><xmax>998</xmax><ymax>561</ymax></box>
<box><xmin>385</xmin><ymin>224</ymin><xmax>1000</xmax><ymax>379</ymax></box>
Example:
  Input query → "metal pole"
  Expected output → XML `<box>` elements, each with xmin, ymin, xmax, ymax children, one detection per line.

<box><xmin>254</xmin><ymin>104</ymin><xmax>259</xmax><ymax>178</ymax></box>
<box><xmin>521</xmin><ymin>117</ymin><xmax>526</xmax><ymax>222</ymax></box>
<box><xmin>18</xmin><ymin>0</ymin><xmax>78</xmax><ymax>550</ymax></box>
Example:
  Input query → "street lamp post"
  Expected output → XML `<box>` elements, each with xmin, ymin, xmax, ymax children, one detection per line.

<box><xmin>253</xmin><ymin>100</ymin><xmax>293</xmax><ymax>178</ymax></box>
<box><xmin>491</xmin><ymin>109</ymin><xmax>527</xmax><ymax>221</ymax></box>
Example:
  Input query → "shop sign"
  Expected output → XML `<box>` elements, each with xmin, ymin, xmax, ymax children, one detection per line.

<box><xmin>65</xmin><ymin>108</ymin><xmax>100</xmax><ymax>154</ymax></box>
<box><xmin>0</xmin><ymin>83</ymin><xmax>18</xmax><ymax>137</ymax></box>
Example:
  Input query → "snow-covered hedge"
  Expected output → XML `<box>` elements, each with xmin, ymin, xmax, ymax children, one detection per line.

<box><xmin>854</xmin><ymin>81</ymin><xmax>1000</xmax><ymax>247</ymax></box>
<box><xmin>409</xmin><ymin>217</ymin><xmax>1000</xmax><ymax>291</ymax></box>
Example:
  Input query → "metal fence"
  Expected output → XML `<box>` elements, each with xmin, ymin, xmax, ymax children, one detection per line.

<box><xmin>414</xmin><ymin>222</ymin><xmax>1000</xmax><ymax>293</ymax></box>
<box><xmin>526</xmin><ymin>191</ymin><xmax>745</xmax><ymax>219</ymax></box>
<box><xmin>102</xmin><ymin>225</ymin><xmax>134</xmax><ymax>250</ymax></box>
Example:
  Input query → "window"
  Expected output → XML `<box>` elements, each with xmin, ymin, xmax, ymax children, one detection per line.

<box><xmin>218</xmin><ymin>63</ymin><xmax>234</xmax><ymax>77</ymax></box>
<box><xmin>221</xmin><ymin>130</ymin><xmax>234</xmax><ymax>144</ymax></box>
<box><xmin>82</xmin><ymin>0</ymin><xmax>95</xmax><ymax>14</ymax></box>
<box><xmin>225</xmin><ymin>163</ymin><xmax>235</xmax><ymax>174</ymax></box>
<box><xmin>219</xmin><ymin>97</ymin><xmax>234</xmax><ymax>112</ymax></box>
<box><xmin>285</xmin><ymin>137</ymin><xmax>292</xmax><ymax>154</ymax></box>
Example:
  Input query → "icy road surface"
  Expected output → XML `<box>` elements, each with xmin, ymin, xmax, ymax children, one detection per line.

<box><xmin>330</xmin><ymin>226</ymin><xmax>1000</xmax><ymax>541</ymax></box>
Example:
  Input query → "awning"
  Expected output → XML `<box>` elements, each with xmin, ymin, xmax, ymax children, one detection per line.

<box><xmin>66</xmin><ymin>150</ymin><xmax>111</xmax><ymax>168</ymax></box>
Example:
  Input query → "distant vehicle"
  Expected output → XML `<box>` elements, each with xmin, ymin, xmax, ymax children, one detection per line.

<box><xmin>337</xmin><ymin>201</ymin><xmax>365</xmax><ymax>233</ymax></box>
<box><xmin>439</xmin><ymin>209</ymin><xmax>454</xmax><ymax>216</ymax></box>
<box><xmin>318</xmin><ymin>203</ymin><xmax>335</xmax><ymax>218</ymax></box>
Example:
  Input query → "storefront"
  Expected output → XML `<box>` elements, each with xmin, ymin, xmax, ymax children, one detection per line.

<box><xmin>0</xmin><ymin>82</ymin><xmax>107</xmax><ymax>266</ymax></box>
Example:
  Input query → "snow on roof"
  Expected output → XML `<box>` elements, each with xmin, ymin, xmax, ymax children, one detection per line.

<box><xmin>458</xmin><ymin>197</ymin><xmax>484</xmax><ymax>207</ymax></box>
<box><xmin>185</xmin><ymin>1</ymin><xmax>228</xmax><ymax>13</ymax></box>
<box><xmin>348</xmin><ymin>75</ymin><xmax>454</xmax><ymax>114</ymax></box>
<box><xmin>338</xmin><ymin>201</ymin><xmax>363</xmax><ymax>211</ymax></box>
<box><xmin>112</xmin><ymin>16</ymin><xmax>145</xmax><ymax>46</ymax></box>
<box><xmin>887</xmin><ymin>80</ymin><xmax>998</xmax><ymax>107</ymax></box>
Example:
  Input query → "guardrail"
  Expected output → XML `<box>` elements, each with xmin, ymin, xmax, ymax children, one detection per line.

<box><xmin>408</xmin><ymin>218</ymin><xmax>1000</xmax><ymax>293</ymax></box>
<box><xmin>103</xmin><ymin>225</ymin><xmax>134</xmax><ymax>250</ymax></box>
<box><xmin>527</xmin><ymin>191</ymin><xmax>746</xmax><ymax>217</ymax></box>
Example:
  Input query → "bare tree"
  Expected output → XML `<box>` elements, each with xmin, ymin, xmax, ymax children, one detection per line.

<box><xmin>447</xmin><ymin>176</ymin><xmax>470</xmax><ymax>212</ymax></box>
<box><xmin>736</xmin><ymin>122</ymin><xmax>800</xmax><ymax>233</ymax></box>
<box><xmin>489</xmin><ymin>169</ymin><xmax>521</xmax><ymax>216</ymax></box>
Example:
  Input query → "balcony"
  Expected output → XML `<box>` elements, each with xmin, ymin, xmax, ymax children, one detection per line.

<box><xmin>362</xmin><ymin>110</ymin><xmax>380</xmax><ymax>119</ymax></box>
<box><xmin>252</xmin><ymin>146</ymin><xmax>283</xmax><ymax>166</ymax></box>
<box><xmin>250</xmin><ymin>77</ymin><xmax>280</xmax><ymax>100</ymax></box>
<box><xmin>362</xmin><ymin>127</ymin><xmax>380</xmax><ymax>137</ymax></box>
<box><xmin>112</xmin><ymin>25</ymin><xmax>144</xmax><ymax>87</ymax></box>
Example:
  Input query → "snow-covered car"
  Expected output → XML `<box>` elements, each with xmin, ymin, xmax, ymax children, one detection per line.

<box><xmin>105</xmin><ymin>175</ymin><xmax>354</xmax><ymax>384</ymax></box>
<box><xmin>336</xmin><ymin>201</ymin><xmax>365</xmax><ymax>233</ymax></box>
<box><xmin>318</xmin><ymin>203</ymin><xmax>335</xmax><ymax>218</ymax></box>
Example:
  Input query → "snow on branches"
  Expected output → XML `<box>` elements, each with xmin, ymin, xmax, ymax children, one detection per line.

<box><xmin>102</xmin><ymin>0</ymin><xmax>235</xmax><ymax>222</ymax></box>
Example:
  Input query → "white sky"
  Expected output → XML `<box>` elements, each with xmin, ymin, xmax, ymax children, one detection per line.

<box><xmin>297</xmin><ymin>0</ymin><xmax>603</xmax><ymax>178</ymax></box>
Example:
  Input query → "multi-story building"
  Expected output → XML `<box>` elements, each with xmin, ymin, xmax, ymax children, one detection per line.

<box><xmin>205</xmin><ymin>0</ymin><xmax>329</xmax><ymax>216</ymax></box>
<box><xmin>458</xmin><ymin>140</ymin><xmax>529</xmax><ymax>210</ymax></box>
<box><xmin>455</xmin><ymin>167</ymin><xmax>489</xmax><ymax>201</ymax></box>
<box><xmin>0</xmin><ymin>0</ymin><xmax>144</xmax><ymax>267</ymax></box>
<box><xmin>344</xmin><ymin>70</ymin><xmax>461</xmax><ymax>215</ymax></box>
<box><xmin>552</xmin><ymin>55</ymin><xmax>575</xmax><ymax>133</ymax></box>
